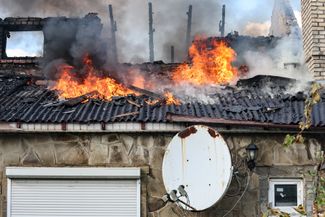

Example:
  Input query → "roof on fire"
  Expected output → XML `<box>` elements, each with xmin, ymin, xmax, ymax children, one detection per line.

<box><xmin>0</xmin><ymin>74</ymin><xmax>324</xmax><ymax>127</ymax></box>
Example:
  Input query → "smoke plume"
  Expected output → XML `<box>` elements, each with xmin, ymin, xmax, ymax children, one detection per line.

<box><xmin>0</xmin><ymin>0</ymin><xmax>310</xmax><ymax>93</ymax></box>
<box><xmin>1</xmin><ymin>0</ymin><xmax>302</xmax><ymax>64</ymax></box>
<box><xmin>40</xmin><ymin>14</ymin><xmax>108</xmax><ymax>79</ymax></box>
<box><xmin>242</xmin><ymin>0</ymin><xmax>311</xmax><ymax>84</ymax></box>
<box><xmin>0</xmin><ymin>0</ymin><xmax>223</xmax><ymax>63</ymax></box>
<box><xmin>242</xmin><ymin>21</ymin><xmax>271</xmax><ymax>36</ymax></box>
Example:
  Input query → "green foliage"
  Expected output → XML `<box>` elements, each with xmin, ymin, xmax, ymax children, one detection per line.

<box><xmin>306</xmin><ymin>152</ymin><xmax>325</xmax><ymax>214</ymax></box>
<box><xmin>280</xmin><ymin>82</ymin><xmax>324</xmax><ymax>215</ymax></box>
<box><xmin>315</xmin><ymin>154</ymin><xmax>325</xmax><ymax>213</ymax></box>
<box><xmin>283</xmin><ymin>82</ymin><xmax>323</xmax><ymax>147</ymax></box>
<box><xmin>316</xmin><ymin>176</ymin><xmax>325</xmax><ymax>207</ymax></box>
<box><xmin>283</xmin><ymin>134</ymin><xmax>296</xmax><ymax>148</ymax></box>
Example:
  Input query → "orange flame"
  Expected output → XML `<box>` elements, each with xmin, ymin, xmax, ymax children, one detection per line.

<box><xmin>53</xmin><ymin>55</ymin><xmax>134</xmax><ymax>101</ymax></box>
<box><xmin>145</xmin><ymin>99</ymin><xmax>160</xmax><ymax>106</ymax></box>
<box><xmin>53</xmin><ymin>55</ymin><xmax>181</xmax><ymax>105</ymax></box>
<box><xmin>164</xmin><ymin>91</ymin><xmax>181</xmax><ymax>105</ymax></box>
<box><xmin>172</xmin><ymin>37</ymin><xmax>238</xmax><ymax>85</ymax></box>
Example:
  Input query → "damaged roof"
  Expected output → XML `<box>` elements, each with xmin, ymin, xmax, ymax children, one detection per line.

<box><xmin>0</xmin><ymin>74</ymin><xmax>324</xmax><ymax>127</ymax></box>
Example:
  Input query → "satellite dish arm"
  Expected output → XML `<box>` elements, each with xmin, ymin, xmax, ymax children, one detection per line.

<box><xmin>164</xmin><ymin>189</ymin><xmax>197</xmax><ymax>211</ymax></box>
<box><xmin>176</xmin><ymin>198</ymin><xmax>197</xmax><ymax>211</ymax></box>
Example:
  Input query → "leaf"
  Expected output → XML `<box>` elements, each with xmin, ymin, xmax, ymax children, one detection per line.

<box><xmin>304</xmin><ymin>122</ymin><xmax>312</xmax><ymax>130</ymax></box>
<box><xmin>311</xmin><ymin>82</ymin><xmax>322</xmax><ymax>94</ymax></box>
<box><xmin>270</xmin><ymin>208</ymin><xmax>282</xmax><ymax>215</ymax></box>
<box><xmin>295</xmin><ymin>134</ymin><xmax>305</xmax><ymax>144</ymax></box>
<box><xmin>307</xmin><ymin>170</ymin><xmax>317</xmax><ymax>177</ymax></box>
<box><xmin>262</xmin><ymin>212</ymin><xmax>269</xmax><ymax>217</ymax></box>
<box><xmin>283</xmin><ymin>134</ymin><xmax>295</xmax><ymax>147</ymax></box>
<box><xmin>279</xmin><ymin>212</ymin><xmax>291</xmax><ymax>217</ymax></box>
<box><xmin>312</xmin><ymin>93</ymin><xmax>321</xmax><ymax>104</ymax></box>
<box><xmin>293</xmin><ymin>204</ymin><xmax>307</xmax><ymax>215</ymax></box>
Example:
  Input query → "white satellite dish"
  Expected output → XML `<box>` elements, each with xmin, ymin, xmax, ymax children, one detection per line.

<box><xmin>162</xmin><ymin>125</ymin><xmax>233</xmax><ymax>211</ymax></box>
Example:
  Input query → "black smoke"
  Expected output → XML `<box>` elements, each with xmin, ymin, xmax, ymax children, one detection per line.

<box><xmin>41</xmin><ymin>14</ymin><xmax>108</xmax><ymax>79</ymax></box>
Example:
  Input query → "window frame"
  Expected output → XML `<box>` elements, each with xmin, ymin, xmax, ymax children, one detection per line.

<box><xmin>5</xmin><ymin>31</ymin><xmax>44</xmax><ymax>58</ymax></box>
<box><xmin>268</xmin><ymin>178</ymin><xmax>304</xmax><ymax>215</ymax></box>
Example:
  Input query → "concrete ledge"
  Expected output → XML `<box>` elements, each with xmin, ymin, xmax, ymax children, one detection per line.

<box><xmin>6</xmin><ymin>167</ymin><xmax>141</xmax><ymax>179</ymax></box>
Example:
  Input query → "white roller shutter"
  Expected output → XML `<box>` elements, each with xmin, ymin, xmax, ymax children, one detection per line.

<box><xmin>6</xmin><ymin>167</ymin><xmax>140</xmax><ymax>217</ymax></box>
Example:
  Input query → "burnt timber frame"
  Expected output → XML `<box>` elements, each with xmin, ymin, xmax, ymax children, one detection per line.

<box><xmin>0</xmin><ymin>17</ymin><xmax>45</xmax><ymax>60</ymax></box>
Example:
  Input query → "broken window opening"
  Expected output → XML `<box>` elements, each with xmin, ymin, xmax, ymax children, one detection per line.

<box><xmin>5</xmin><ymin>31</ymin><xmax>44</xmax><ymax>58</ymax></box>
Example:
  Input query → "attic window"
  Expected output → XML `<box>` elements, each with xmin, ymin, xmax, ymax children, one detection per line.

<box><xmin>6</xmin><ymin>31</ymin><xmax>44</xmax><ymax>57</ymax></box>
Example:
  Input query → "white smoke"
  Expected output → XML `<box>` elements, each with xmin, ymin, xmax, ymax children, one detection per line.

<box><xmin>242</xmin><ymin>21</ymin><xmax>271</xmax><ymax>36</ymax></box>
<box><xmin>244</xmin><ymin>0</ymin><xmax>312</xmax><ymax>84</ymax></box>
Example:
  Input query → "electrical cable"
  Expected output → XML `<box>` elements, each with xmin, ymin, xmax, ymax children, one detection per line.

<box><xmin>226</xmin><ymin>157</ymin><xmax>247</xmax><ymax>197</ymax></box>
<box><xmin>226</xmin><ymin>172</ymin><xmax>242</xmax><ymax>197</ymax></box>
<box><xmin>221</xmin><ymin>171</ymin><xmax>251</xmax><ymax>217</ymax></box>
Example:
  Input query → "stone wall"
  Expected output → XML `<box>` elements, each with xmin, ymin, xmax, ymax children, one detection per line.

<box><xmin>0</xmin><ymin>132</ymin><xmax>322</xmax><ymax>217</ymax></box>
<box><xmin>302</xmin><ymin>0</ymin><xmax>325</xmax><ymax>81</ymax></box>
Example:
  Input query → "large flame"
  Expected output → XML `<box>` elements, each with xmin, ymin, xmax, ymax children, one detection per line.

<box><xmin>53</xmin><ymin>55</ymin><xmax>181</xmax><ymax>105</ymax></box>
<box><xmin>172</xmin><ymin>37</ymin><xmax>238</xmax><ymax>85</ymax></box>
<box><xmin>53</xmin><ymin>55</ymin><xmax>134</xmax><ymax>101</ymax></box>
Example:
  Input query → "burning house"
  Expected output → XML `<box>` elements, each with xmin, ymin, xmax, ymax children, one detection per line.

<box><xmin>0</xmin><ymin>0</ymin><xmax>324</xmax><ymax>217</ymax></box>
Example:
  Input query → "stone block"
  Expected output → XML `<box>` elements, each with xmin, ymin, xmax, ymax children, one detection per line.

<box><xmin>119</xmin><ymin>135</ymin><xmax>135</xmax><ymax>153</ymax></box>
<box><xmin>137</xmin><ymin>135</ymin><xmax>154</xmax><ymax>149</ymax></box>
<box><xmin>20</xmin><ymin>148</ymin><xmax>41</xmax><ymax>165</ymax></box>
<box><xmin>89</xmin><ymin>137</ymin><xmax>108</xmax><ymax>165</ymax></box>
<box><xmin>153</xmin><ymin>135</ymin><xmax>168</xmax><ymax>148</ymax></box>
<box><xmin>32</xmin><ymin>143</ymin><xmax>56</xmax><ymax>166</ymax></box>
<box><xmin>131</xmin><ymin>147</ymin><xmax>148</xmax><ymax>165</ymax></box>
<box><xmin>147</xmin><ymin>172</ymin><xmax>165</xmax><ymax>197</ymax></box>
<box><xmin>156</xmin><ymin>204</ymin><xmax>185</xmax><ymax>217</ymax></box>
<box><xmin>107</xmin><ymin>143</ymin><xmax>129</xmax><ymax>165</ymax></box>
<box><xmin>102</xmin><ymin>134</ymin><xmax>120</xmax><ymax>144</ymax></box>
<box><xmin>54</xmin><ymin>142</ymin><xmax>89</xmax><ymax>165</ymax></box>
<box><xmin>239</xmin><ymin>191</ymin><xmax>259</xmax><ymax>217</ymax></box>
<box><xmin>149</xmin><ymin>147</ymin><xmax>164</xmax><ymax>170</ymax></box>
<box><xmin>51</xmin><ymin>134</ymin><xmax>81</xmax><ymax>144</ymax></box>
<box><xmin>148</xmin><ymin>196</ymin><xmax>166</xmax><ymax>212</ymax></box>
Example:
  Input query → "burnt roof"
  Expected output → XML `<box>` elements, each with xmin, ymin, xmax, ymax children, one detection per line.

<box><xmin>0</xmin><ymin>74</ymin><xmax>324</xmax><ymax>127</ymax></box>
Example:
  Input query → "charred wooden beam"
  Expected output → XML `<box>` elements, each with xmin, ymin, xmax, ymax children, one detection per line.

<box><xmin>171</xmin><ymin>45</ymin><xmax>175</xmax><ymax>63</ymax></box>
<box><xmin>109</xmin><ymin>4</ymin><xmax>118</xmax><ymax>63</ymax></box>
<box><xmin>128</xmin><ymin>85</ymin><xmax>163</xmax><ymax>100</ymax></box>
<box><xmin>185</xmin><ymin>5</ymin><xmax>192</xmax><ymax>55</ymax></box>
<box><xmin>63</xmin><ymin>91</ymin><xmax>98</xmax><ymax>106</ymax></box>
<box><xmin>219</xmin><ymin>5</ymin><xmax>226</xmax><ymax>37</ymax></box>
<box><xmin>112</xmin><ymin>111</ymin><xmax>140</xmax><ymax>119</ymax></box>
<box><xmin>43</xmin><ymin>91</ymin><xmax>99</xmax><ymax>107</ymax></box>
<box><xmin>148</xmin><ymin>2</ymin><xmax>155</xmax><ymax>63</ymax></box>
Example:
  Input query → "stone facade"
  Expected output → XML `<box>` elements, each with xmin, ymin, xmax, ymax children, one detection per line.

<box><xmin>302</xmin><ymin>0</ymin><xmax>325</xmax><ymax>81</ymax></box>
<box><xmin>0</xmin><ymin>132</ymin><xmax>322</xmax><ymax>217</ymax></box>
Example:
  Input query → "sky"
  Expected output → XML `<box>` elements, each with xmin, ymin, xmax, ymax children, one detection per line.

<box><xmin>224</xmin><ymin>0</ymin><xmax>301</xmax><ymax>35</ymax></box>
<box><xmin>2</xmin><ymin>0</ymin><xmax>302</xmax><ymax>62</ymax></box>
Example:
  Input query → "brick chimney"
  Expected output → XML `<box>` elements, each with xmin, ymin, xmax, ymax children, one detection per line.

<box><xmin>302</xmin><ymin>0</ymin><xmax>325</xmax><ymax>82</ymax></box>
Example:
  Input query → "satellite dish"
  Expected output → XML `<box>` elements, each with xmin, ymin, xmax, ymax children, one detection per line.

<box><xmin>162</xmin><ymin>125</ymin><xmax>233</xmax><ymax>211</ymax></box>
